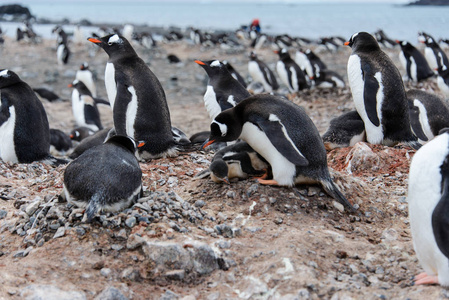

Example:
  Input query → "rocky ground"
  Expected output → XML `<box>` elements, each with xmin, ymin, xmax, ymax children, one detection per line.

<box><xmin>0</xmin><ymin>32</ymin><xmax>448</xmax><ymax>300</ymax></box>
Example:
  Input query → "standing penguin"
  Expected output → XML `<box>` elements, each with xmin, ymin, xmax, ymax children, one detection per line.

<box><xmin>248</xmin><ymin>51</ymin><xmax>279</xmax><ymax>93</ymax></box>
<box><xmin>57</xmin><ymin>41</ymin><xmax>70</xmax><ymax>66</ymax></box>
<box><xmin>0</xmin><ymin>69</ymin><xmax>64</xmax><ymax>164</ymax></box>
<box><xmin>407</xmin><ymin>89</ymin><xmax>449</xmax><ymax>144</ymax></box>
<box><xmin>275</xmin><ymin>48</ymin><xmax>309</xmax><ymax>93</ymax></box>
<box><xmin>345</xmin><ymin>32</ymin><xmax>420</xmax><ymax>149</ymax></box>
<box><xmin>69</xmin><ymin>80</ymin><xmax>104</xmax><ymax>132</ymax></box>
<box><xmin>75</xmin><ymin>62</ymin><xmax>97</xmax><ymax>97</ymax></box>
<box><xmin>436</xmin><ymin>65</ymin><xmax>449</xmax><ymax>98</ymax></box>
<box><xmin>408</xmin><ymin>129</ymin><xmax>449</xmax><ymax>286</ymax></box>
<box><xmin>396</xmin><ymin>40</ymin><xmax>434</xmax><ymax>82</ymax></box>
<box><xmin>223</xmin><ymin>60</ymin><xmax>247</xmax><ymax>88</ymax></box>
<box><xmin>195</xmin><ymin>59</ymin><xmax>250</xmax><ymax>120</ymax></box>
<box><xmin>88</xmin><ymin>34</ymin><xmax>177</xmax><ymax>159</ymax></box>
<box><xmin>294</xmin><ymin>48</ymin><xmax>327</xmax><ymax>80</ymax></box>
<box><xmin>203</xmin><ymin>94</ymin><xmax>354</xmax><ymax>211</ymax></box>
<box><xmin>419</xmin><ymin>32</ymin><xmax>449</xmax><ymax>74</ymax></box>
<box><xmin>63</xmin><ymin>134</ymin><xmax>142</xmax><ymax>222</ymax></box>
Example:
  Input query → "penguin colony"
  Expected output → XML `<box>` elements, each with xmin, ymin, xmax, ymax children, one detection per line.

<box><xmin>3</xmin><ymin>20</ymin><xmax>449</xmax><ymax>289</ymax></box>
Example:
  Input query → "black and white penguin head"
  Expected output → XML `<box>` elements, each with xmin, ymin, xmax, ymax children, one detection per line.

<box><xmin>209</xmin><ymin>159</ymin><xmax>230</xmax><ymax>184</ymax></box>
<box><xmin>249</xmin><ymin>51</ymin><xmax>258</xmax><ymax>60</ymax></box>
<box><xmin>396</xmin><ymin>40</ymin><xmax>413</xmax><ymax>51</ymax></box>
<box><xmin>276</xmin><ymin>48</ymin><xmax>291</xmax><ymax>60</ymax></box>
<box><xmin>0</xmin><ymin>69</ymin><xmax>21</xmax><ymax>88</ymax></box>
<box><xmin>80</xmin><ymin>62</ymin><xmax>89</xmax><ymax>70</ymax></box>
<box><xmin>88</xmin><ymin>34</ymin><xmax>135</xmax><ymax>58</ymax></box>
<box><xmin>344</xmin><ymin>32</ymin><xmax>380</xmax><ymax>52</ymax></box>
<box><xmin>203</xmin><ymin>112</ymin><xmax>242</xmax><ymax>148</ymax></box>
<box><xmin>68</xmin><ymin>79</ymin><xmax>91</xmax><ymax>95</ymax></box>
<box><xmin>195</xmin><ymin>59</ymin><xmax>231</xmax><ymax>78</ymax></box>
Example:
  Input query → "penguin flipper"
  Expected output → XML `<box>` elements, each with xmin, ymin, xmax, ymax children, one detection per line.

<box><xmin>86</xmin><ymin>193</ymin><xmax>101</xmax><ymax>223</ymax></box>
<box><xmin>94</xmin><ymin>97</ymin><xmax>111</xmax><ymax>106</ymax></box>
<box><xmin>255</xmin><ymin>116</ymin><xmax>309</xmax><ymax>166</ymax></box>
<box><xmin>84</xmin><ymin>105</ymin><xmax>103</xmax><ymax>130</ymax></box>
<box><xmin>432</xmin><ymin>161</ymin><xmax>449</xmax><ymax>259</ymax></box>
<box><xmin>408</xmin><ymin>103</ymin><xmax>428</xmax><ymax>142</ymax></box>
<box><xmin>362</xmin><ymin>66</ymin><xmax>381</xmax><ymax>126</ymax></box>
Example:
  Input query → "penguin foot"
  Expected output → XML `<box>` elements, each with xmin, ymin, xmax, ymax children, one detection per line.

<box><xmin>253</xmin><ymin>169</ymin><xmax>269</xmax><ymax>180</ymax></box>
<box><xmin>257</xmin><ymin>179</ymin><xmax>279</xmax><ymax>185</ymax></box>
<box><xmin>414</xmin><ymin>272</ymin><xmax>439</xmax><ymax>285</ymax></box>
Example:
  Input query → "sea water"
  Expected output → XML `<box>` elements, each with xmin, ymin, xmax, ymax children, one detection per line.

<box><xmin>1</xmin><ymin>1</ymin><xmax>449</xmax><ymax>45</ymax></box>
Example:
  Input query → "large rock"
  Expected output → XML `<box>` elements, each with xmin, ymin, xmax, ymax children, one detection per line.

<box><xmin>20</xmin><ymin>285</ymin><xmax>86</xmax><ymax>300</ymax></box>
<box><xmin>0</xmin><ymin>4</ymin><xmax>33</xmax><ymax>21</ymax></box>
<box><xmin>344</xmin><ymin>142</ymin><xmax>381</xmax><ymax>174</ymax></box>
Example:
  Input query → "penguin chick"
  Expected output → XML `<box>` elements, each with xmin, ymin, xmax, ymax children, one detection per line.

<box><xmin>322</xmin><ymin>110</ymin><xmax>366</xmax><ymax>150</ymax></box>
<box><xmin>70</xmin><ymin>126</ymin><xmax>96</xmax><ymax>142</ymax></box>
<box><xmin>408</xmin><ymin>129</ymin><xmax>449</xmax><ymax>286</ymax></box>
<box><xmin>63</xmin><ymin>134</ymin><xmax>142</xmax><ymax>222</ymax></box>
<box><xmin>203</xmin><ymin>94</ymin><xmax>354</xmax><ymax>211</ymax></box>
<box><xmin>209</xmin><ymin>141</ymin><xmax>270</xmax><ymax>184</ymax></box>
<box><xmin>49</xmin><ymin>128</ymin><xmax>73</xmax><ymax>154</ymax></box>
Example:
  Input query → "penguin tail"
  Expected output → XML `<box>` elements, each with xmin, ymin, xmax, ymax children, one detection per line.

<box><xmin>86</xmin><ymin>193</ymin><xmax>101</xmax><ymax>223</ymax></box>
<box><xmin>321</xmin><ymin>179</ymin><xmax>356</xmax><ymax>212</ymax></box>
<box><xmin>41</xmin><ymin>155</ymin><xmax>69</xmax><ymax>166</ymax></box>
<box><xmin>176</xmin><ymin>142</ymin><xmax>202</xmax><ymax>153</ymax></box>
<box><xmin>403</xmin><ymin>140</ymin><xmax>422</xmax><ymax>150</ymax></box>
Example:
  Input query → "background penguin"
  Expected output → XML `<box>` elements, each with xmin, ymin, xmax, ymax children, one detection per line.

<box><xmin>248</xmin><ymin>51</ymin><xmax>279</xmax><ymax>93</ymax></box>
<box><xmin>52</xmin><ymin>25</ymin><xmax>68</xmax><ymax>47</ymax></box>
<box><xmin>322</xmin><ymin>110</ymin><xmax>366</xmax><ymax>150</ymax></box>
<box><xmin>75</xmin><ymin>62</ymin><xmax>97</xmax><ymax>97</ymax></box>
<box><xmin>49</xmin><ymin>128</ymin><xmax>72</xmax><ymax>155</ymax></box>
<box><xmin>419</xmin><ymin>32</ymin><xmax>449</xmax><ymax>74</ymax></box>
<box><xmin>294</xmin><ymin>48</ymin><xmax>327</xmax><ymax>80</ymax></box>
<box><xmin>313</xmin><ymin>69</ymin><xmax>346</xmax><ymax>89</ymax></box>
<box><xmin>345</xmin><ymin>32</ymin><xmax>420</xmax><ymax>149</ymax></box>
<box><xmin>88</xmin><ymin>34</ymin><xmax>177</xmax><ymax>160</ymax></box>
<box><xmin>0</xmin><ymin>69</ymin><xmax>65</xmax><ymax>165</ymax></box>
<box><xmin>33</xmin><ymin>87</ymin><xmax>63</xmax><ymax>102</ymax></box>
<box><xmin>57</xmin><ymin>40</ymin><xmax>70</xmax><ymax>66</ymax></box>
<box><xmin>195</xmin><ymin>59</ymin><xmax>250</xmax><ymax>120</ymax></box>
<box><xmin>203</xmin><ymin>94</ymin><xmax>354</xmax><ymax>211</ymax></box>
<box><xmin>436</xmin><ymin>65</ymin><xmax>449</xmax><ymax>98</ymax></box>
<box><xmin>374</xmin><ymin>29</ymin><xmax>397</xmax><ymax>49</ymax></box>
<box><xmin>70</xmin><ymin>126</ymin><xmax>96</xmax><ymax>142</ymax></box>
<box><xmin>396</xmin><ymin>40</ymin><xmax>434</xmax><ymax>82</ymax></box>
<box><xmin>407</xmin><ymin>89</ymin><xmax>449</xmax><ymax>144</ymax></box>
<box><xmin>69</xmin><ymin>79</ymin><xmax>104</xmax><ymax>132</ymax></box>
<box><xmin>63</xmin><ymin>134</ymin><xmax>142</xmax><ymax>222</ymax></box>
<box><xmin>223</xmin><ymin>60</ymin><xmax>247</xmax><ymax>88</ymax></box>
<box><xmin>69</xmin><ymin>127</ymin><xmax>111</xmax><ymax>159</ymax></box>
<box><xmin>208</xmin><ymin>141</ymin><xmax>270</xmax><ymax>184</ymax></box>
<box><xmin>408</xmin><ymin>129</ymin><xmax>449</xmax><ymax>286</ymax></box>
<box><xmin>275</xmin><ymin>48</ymin><xmax>310</xmax><ymax>93</ymax></box>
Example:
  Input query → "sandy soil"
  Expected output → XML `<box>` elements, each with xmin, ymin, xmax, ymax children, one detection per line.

<box><xmin>0</xmin><ymin>33</ymin><xmax>448</xmax><ymax>300</ymax></box>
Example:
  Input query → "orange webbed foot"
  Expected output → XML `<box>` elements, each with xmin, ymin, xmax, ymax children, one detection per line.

<box><xmin>414</xmin><ymin>272</ymin><xmax>439</xmax><ymax>285</ymax></box>
<box><xmin>257</xmin><ymin>178</ymin><xmax>279</xmax><ymax>185</ymax></box>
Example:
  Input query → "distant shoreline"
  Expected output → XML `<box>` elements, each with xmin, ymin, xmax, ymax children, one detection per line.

<box><xmin>406</xmin><ymin>0</ymin><xmax>449</xmax><ymax>5</ymax></box>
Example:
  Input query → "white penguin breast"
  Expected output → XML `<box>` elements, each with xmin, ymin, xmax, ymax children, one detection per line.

<box><xmin>410</xmin><ymin>56</ymin><xmax>418</xmax><ymax>82</ymax></box>
<box><xmin>347</xmin><ymin>55</ymin><xmax>384</xmax><ymax>144</ymax></box>
<box><xmin>126</xmin><ymin>86</ymin><xmax>138</xmax><ymax>138</ymax></box>
<box><xmin>71</xmin><ymin>89</ymin><xmax>85</xmax><ymax>127</ymax></box>
<box><xmin>105</xmin><ymin>63</ymin><xmax>117</xmax><ymax>108</ymax></box>
<box><xmin>76</xmin><ymin>70</ymin><xmax>97</xmax><ymax>97</ymax></box>
<box><xmin>276</xmin><ymin>62</ymin><xmax>291</xmax><ymax>91</ymax></box>
<box><xmin>240</xmin><ymin>122</ymin><xmax>296</xmax><ymax>186</ymax></box>
<box><xmin>248</xmin><ymin>61</ymin><xmax>271</xmax><ymax>92</ymax></box>
<box><xmin>414</xmin><ymin>99</ymin><xmax>434</xmax><ymax>141</ymax></box>
<box><xmin>204</xmin><ymin>85</ymin><xmax>222</xmax><ymax>120</ymax></box>
<box><xmin>408</xmin><ymin>133</ymin><xmax>449</xmax><ymax>281</ymax></box>
<box><xmin>294</xmin><ymin>52</ymin><xmax>313</xmax><ymax>78</ymax></box>
<box><xmin>56</xmin><ymin>44</ymin><xmax>65</xmax><ymax>64</ymax></box>
<box><xmin>437</xmin><ymin>76</ymin><xmax>449</xmax><ymax>98</ymax></box>
<box><xmin>0</xmin><ymin>106</ymin><xmax>18</xmax><ymax>163</ymax></box>
<box><xmin>425</xmin><ymin>47</ymin><xmax>438</xmax><ymax>71</ymax></box>
<box><xmin>398</xmin><ymin>51</ymin><xmax>407</xmax><ymax>72</ymax></box>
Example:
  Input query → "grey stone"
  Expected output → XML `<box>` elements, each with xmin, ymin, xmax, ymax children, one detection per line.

<box><xmin>25</xmin><ymin>200</ymin><xmax>40</xmax><ymax>216</ymax></box>
<box><xmin>126</xmin><ymin>233</ymin><xmax>145</xmax><ymax>250</ymax></box>
<box><xmin>143</xmin><ymin>241</ymin><xmax>193</xmax><ymax>271</ymax></box>
<box><xmin>160</xmin><ymin>290</ymin><xmax>179</xmax><ymax>300</ymax></box>
<box><xmin>190</xmin><ymin>244</ymin><xmax>219</xmax><ymax>275</ymax></box>
<box><xmin>20</xmin><ymin>284</ymin><xmax>86</xmax><ymax>300</ymax></box>
<box><xmin>121</xmin><ymin>267</ymin><xmax>141</xmax><ymax>282</ymax></box>
<box><xmin>194</xmin><ymin>200</ymin><xmax>205</xmax><ymax>208</ymax></box>
<box><xmin>94</xmin><ymin>286</ymin><xmax>127</xmax><ymax>300</ymax></box>
<box><xmin>100</xmin><ymin>268</ymin><xmax>112</xmax><ymax>277</ymax></box>
<box><xmin>53</xmin><ymin>226</ymin><xmax>65</xmax><ymax>239</ymax></box>
<box><xmin>164</xmin><ymin>269</ymin><xmax>185</xmax><ymax>281</ymax></box>
<box><xmin>0</xmin><ymin>209</ymin><xmax>7</xmax><ymax>219</ymax></box>
<box><xmin>125</xmin><ymin>217</ymin><xmax>137</xmax><ymax>228</ymax></box>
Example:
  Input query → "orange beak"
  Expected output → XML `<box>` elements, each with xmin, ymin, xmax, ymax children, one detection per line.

<box><xmin>68</xmin><ymin>83</ymin><xmax>73</xmax><ymax>88</ymax></box>
<box><xmin>344</xmin><ymin>41</ymin><xmax>350</xmax><ymax>46</ymax></box>
<box><xmin>88</xmin><ymin>38</ymin><xmax>101</xmax><ymax>44</ymax></box>
<box><xmin>69</xmin><ymin>134</ymin><xmax>74</xmax><ymax>139</ymax></box>
<box><xmin>195</xmin><ymin>60</ymin><xmax>205</xmax><ymax>65</ymax></box>
<box><xmin>202</xmin><ymin>139</ymin><xmax>215</xmax><ymax>149</ymax></box>
<box><xmin>137</xmin><ymin>142</ymin><xmax>146</xmax><ymax>148</ymax></box>
<box><xmin>273</xmin><ymin>50</ymin><xmax>279</xmax><ymax>54</ymax></box>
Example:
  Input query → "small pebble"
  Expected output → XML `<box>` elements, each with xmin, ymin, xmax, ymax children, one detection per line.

<box><xmin>125</xmin><ymin>216</ymin><xmax>137</xmax><ymax>228</ymax></box>
<box><xmin>53</xmin><ymin>227</ymin><xmax>65</xmax><ymax>239</ymax></box>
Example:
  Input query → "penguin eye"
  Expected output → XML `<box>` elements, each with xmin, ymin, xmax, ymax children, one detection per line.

<box><xmin>108</xmin><ymin>42</ymin><xmax>113</xmax><ymax>46</ymax></box>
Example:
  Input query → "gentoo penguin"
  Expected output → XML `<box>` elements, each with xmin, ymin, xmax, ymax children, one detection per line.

<box><xmin>0</xmin><ymin>69</ymin><xmax>65</xmax><ymax>165</ymax></box>
<box><xmin>49</xmin><ymin>128</ymin><xmax>72</xmax><ymax>154</ymax></box>
<box><xmin>195</xmin><ymin>59</ymin><xmax>250</xmax><ymax>120</ymax></box>
<box><xmin>408</xmin><ymin>128</ymin><xmax>449</xmax><ymax>286</ymax></box>
<box><xmin>209</xmin><ymin>141</ymin><xmax>270</xmax><ymax>184</ymax></box>
<box><xmin>345</xmin><ymin>32</ymin><xmax>420</xmax><ymax>149</ymax></box>
<box><xmin>419</xmin><ymin>32</ymin><xmax>449</xmax><ymax>74</ymax></box>
<box><xmin>70</xmin><ymin>126</ymin><xmax>96</xmax><ymax>142</ymax></box>
<box><xmin>396</xmin><ymin>40</ymin><xmax>434</xmax><ymax>82</ymax></box>
<box><xmin>33</xmin><ymin>87</ymin><xmax>62</xmax><ymax>102</ymax></box>
<box><xmin>69</xmin><ymin>128</ymin><xmax>111</xmax><ymax>159</ymax></box>
<box><xmin>203</xmin><ymin>94</ymin><xmax>354</xmax><ymax>211</ymax></box>
<box><xmin>407</xmin><ymin>89</ymin><xmax>449</xmax><ymax>144</ymax></box>
<box><xmin>294</xmin><ymin>48</ymin><xmax>327</xmax><ymax>80</ymax></box>
<box><xmin>374</xmin><ymin>29</ymin><xmax>397</xmax><ymax>49</ymax></box>
<box><xmin>69</xmin><ymin>80</ymin><xmax>104</xmax><ymax>132</ymax></box>
<box><xmin>167</xmin><ymin>54</ymin><xmax>181</xmax><ymax>64</ymax></box>
<box><xmin>314</xmin><ymin>69</ymin><xmax>346</xmax><ymax>89</ymax></box>
<box><xmin>57</xmin><ymin>41</ymin><xmax>70</xmax><ymax>66</ymax></box>
<box><xmin>63</xmin><ymin>134</ymin><xmax>142</xmax><ymax>222</ymax></box>
<box><xmin>276</xmin><ymin>48</ymin><xmax>310</xmax><ymax>93</ymax></box>
<box><xmin>122</xmin><ymin>24</ymin><xmax>134</xmax><ymax>41</ymax></box>
<box><xmin>88</xmin><ymin>34</ymin><xmax>177</xmax><ymax>159</ymax></box>
<box><xmin>322</xmin><ymin>110</ymin><xmax>366</xmax><ymax>150</ymax></box>
<box><xmin>75</xmin><ymin>62</ymin><xmax>97</xmax><ymax>97</ymax></box>
<box><xmin>223</xmin><ymin>60</ymin><xmax>247</xmax><ymax>88</ymax></box>
<box><xmin>436</xmin><ymin>65</ymin><xmax>449</xmax><ymax>98</ymax></box>
<box><xmin>52</xmin><ymin>25</ymin><xmax>68</xmax><ymax>46</ymax></box>
<box><xmin>248</xmin><ymin>51</ymin><xmax>279</xmax><ymax>92</ymax></box>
